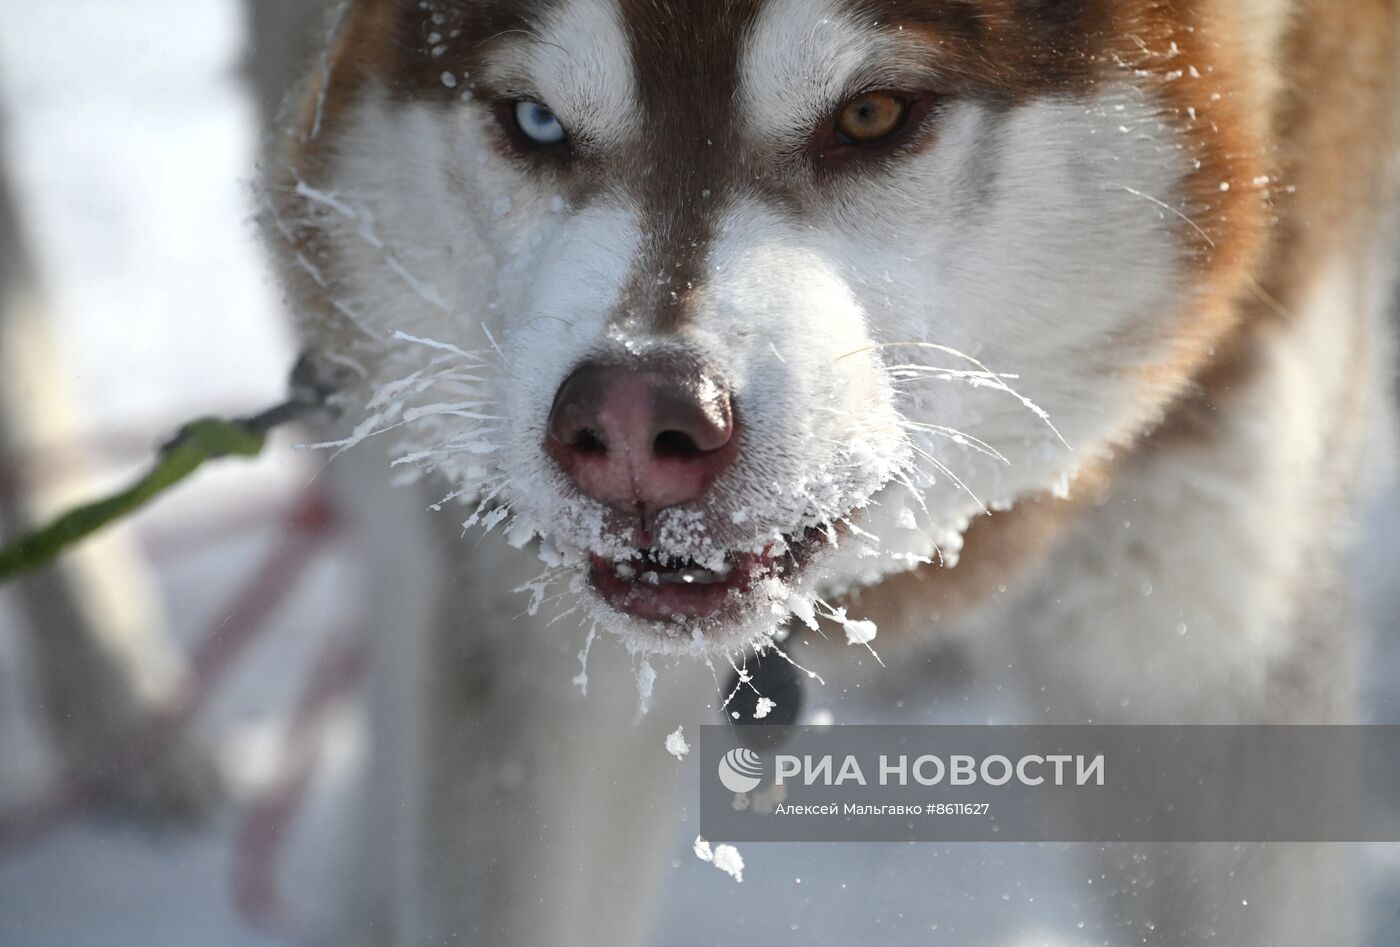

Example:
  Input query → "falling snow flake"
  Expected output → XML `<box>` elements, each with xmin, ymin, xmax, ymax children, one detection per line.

<box><xmin>694</xmin><ymin>836</ymin><xmax>745</xmax><ymax>883</ymax></box>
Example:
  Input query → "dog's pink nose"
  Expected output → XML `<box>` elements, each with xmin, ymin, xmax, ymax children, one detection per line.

<box><xmin>546</xmin><ymin>360</ymin><xmax>737</xmax><ymax>515</ymax></box>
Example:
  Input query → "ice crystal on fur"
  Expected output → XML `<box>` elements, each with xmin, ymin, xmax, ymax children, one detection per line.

<box><xmin>315</xmin><ymin>327</ymin><xmax>1071</xmax><ymax>661</ymax></box>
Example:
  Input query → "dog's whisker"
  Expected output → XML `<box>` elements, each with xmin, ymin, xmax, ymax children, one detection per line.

<box><xmin>838</xmin><ymin>339</ymin><xmax>993</xmax><ymax>368</ymax></box>
<box><xmin>901</xmin><ymin>421</ymin><xmax>1010</xmax><ymax>466</ymax></box>
<box><xmin>512</xmin><ymin>564</ymin><xmax>574</xmax><ymax>622</ymax></box>
<box><xmin>703</xmin><ymin>654</ymin><xmax>744</xmax><ymax>713</ymax></box>
<box><xmin>885</xmin><ymin>364</ymin><xmax>1020</xmax><ymax>382</ymax></box>
<box><xmin>725</xmin><ymin>654</ymin><xmax>768</xmax><ymax>701</ymax></box>
<box><xmin>544</xmin><ymin>605</ymin><xmax>584</xmax><ymax>629</ymax></box>
<box><xmin>390</xmin><ymin>329</ymin><xmax>495</xmax><ymax>364</ymax></box>
<box><xmin>814</xmin><ymin>598</ymin><xmax>886</xmax><ymax>669</ymax></box>
<box><xmin>429</xmin><ymin>485</ymin><xmax>479</xmax><ymax>511</ymax></box>
<box><xmin>760</xmin><ymin>640</ymin><xmax>826</xmax><ymax>686</ymax></box>
<box><xmin>719</xmin><ymin>660</ymin><xmax>749</xmax><ymax>711</ymax></box>
<box><xmin>905</xmin><ymin>445</ymin><xmax>988</xmax><ymax>515</ymax></box>
<box><xmin>855</xmin><ymin>342</ymin><xmax>1069</xmax><ymax>448</ymax></box>
<box><xmin>890</xmin><ymin>469</ymin><xmax>934</xmax><ymax>519</ymax></box>
<box><xmin>572</xmin><ymin>623</ymin><xmax>599</xmax><ymax>695</ymax></box>
<box><xmin>838</xmin><ymin>517</ymin><xmax>882</xmax><ymax>546</ymax></box>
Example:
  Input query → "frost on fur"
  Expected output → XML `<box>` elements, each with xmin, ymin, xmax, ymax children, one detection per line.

<box><xmin>305</xmin><ymin>327</ymin><xmax>1071</xmax><ymax>663</ymax></box>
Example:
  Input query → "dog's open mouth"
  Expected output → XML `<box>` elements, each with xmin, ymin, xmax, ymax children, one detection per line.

<box><xmin>588</xmin><ymin>527</ymin><xmax>825</xmax><ymax>622</ymax></box>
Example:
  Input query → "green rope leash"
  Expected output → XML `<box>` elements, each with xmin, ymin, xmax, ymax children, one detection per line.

<box><xmin>0</xmin><ymin>357</ymin><xmax>337</xmax><ymax>586</ymax></box>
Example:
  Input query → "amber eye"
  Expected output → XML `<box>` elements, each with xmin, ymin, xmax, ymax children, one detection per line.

<box><xmin>834</xmin><ymin>91</ymin><xmax>910</xmax><ymax>144</ymax></box>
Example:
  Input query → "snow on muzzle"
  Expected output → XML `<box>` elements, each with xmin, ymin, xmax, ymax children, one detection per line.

<box><xmin>588</xmin><ymin>525</ymin><xmax>829</xmax><ymax>622</ymax></box>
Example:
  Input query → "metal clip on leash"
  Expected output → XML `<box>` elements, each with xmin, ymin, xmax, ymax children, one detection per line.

<box><xmin>0</xmin><ymin>355</ymin><xmax>340</xmax><ymax>585</ymax></box>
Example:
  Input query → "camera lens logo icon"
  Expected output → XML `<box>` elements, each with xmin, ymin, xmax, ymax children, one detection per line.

<box><xmin>718</xmin><ymin>748</ymin><xmax>765</xmax><ymax>794</ymax></box>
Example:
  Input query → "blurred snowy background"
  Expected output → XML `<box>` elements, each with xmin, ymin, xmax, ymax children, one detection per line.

<box><xmin>0</xmin><ymin>1</ymin><xmax>1395</xmax><ymax>945</ymax></box>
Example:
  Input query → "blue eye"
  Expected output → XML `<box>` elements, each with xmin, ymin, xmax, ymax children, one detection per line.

<box><xmin>514</xmin><ymin>100</ymin><xmax>566</xmax><ymax>145</ymax></box>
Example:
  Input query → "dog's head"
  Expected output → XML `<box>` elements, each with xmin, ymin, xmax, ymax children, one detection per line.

<box><xmin>270</xmin><ymin>0</ymin><xmax>1270</xmax><ymax>653</ymax></box>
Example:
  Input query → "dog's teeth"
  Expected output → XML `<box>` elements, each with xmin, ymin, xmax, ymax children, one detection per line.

<box><xmin>613</xmin><ymin>552</ymin><xmax>737</xmax><ymax>586</ymax></box>
<box><xmin>661</xmin><ymin>568</ymin><xmax>726</xmax><ymax>586</ymax></box>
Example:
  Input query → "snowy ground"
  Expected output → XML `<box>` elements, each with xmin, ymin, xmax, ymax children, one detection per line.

<box><xmin>0</xmin><ymin>2</ymin><xmax>1396</xmax><ymax>945</ymax></box>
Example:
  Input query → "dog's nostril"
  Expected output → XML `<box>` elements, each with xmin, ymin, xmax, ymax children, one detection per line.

<box><xmin>575</xmin><ymin>429</ymin><xmax>607</xmax><ymax>454</ymax></box>
<box><xmin>653</xmin><ymin>429</ymin><xmax>703</xmax><ymax>459</ymax></box>
<box><xmin>545</xmin><ymin>357</ymin><xmax>738</xmax><ymax>514</ymax></box>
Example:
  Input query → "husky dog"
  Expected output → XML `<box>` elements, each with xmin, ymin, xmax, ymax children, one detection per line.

<box><xmin>264</xmin><ymin>0</ymin><xmax>1400</xmax><ymax>943</ymax></box>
